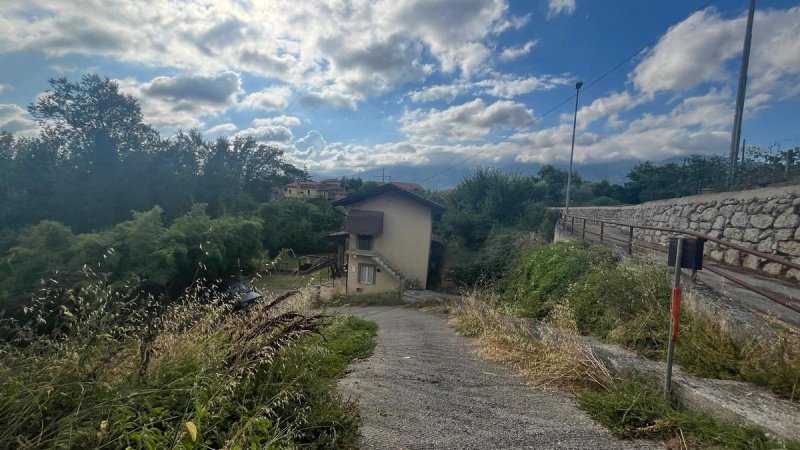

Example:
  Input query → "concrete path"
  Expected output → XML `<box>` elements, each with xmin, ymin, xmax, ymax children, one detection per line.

<box><xmin>338</xmin><ymin>306</ymin><xmax>659</xmax><ymax>450</ymax></box>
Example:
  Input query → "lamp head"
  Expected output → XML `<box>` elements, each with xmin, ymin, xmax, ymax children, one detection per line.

<box><xmin>575</xmin><ymin>81</ymin><xmax>583</xmax><ymax>90</ymax></box>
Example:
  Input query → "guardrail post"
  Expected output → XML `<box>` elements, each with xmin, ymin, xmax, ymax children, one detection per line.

<box><xmin>600</xmin><ymin>222</ymin><xmax>604</xmax><ymax>242</ymax></box>
<box><xmin>628</xmin><ymin>226</ymin><xmax>633</xmax><ymax>255</ymax></box>
<box><xmin>664</xmin><ymin>237</ymin><xmax>684</xmax><ymax>398</ymax></box>
<box><xmin>582</xmin><ymin>218</ymin><xmax>586</xmax><ymax>240</ymax></box>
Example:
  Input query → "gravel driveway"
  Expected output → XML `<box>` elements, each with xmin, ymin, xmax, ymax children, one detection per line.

<box><xmin>338</xmin><ymin>306</ymin><xmax>659</xmax><ymax>450</ymax></box>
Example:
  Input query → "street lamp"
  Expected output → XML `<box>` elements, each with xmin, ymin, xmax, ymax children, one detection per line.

<box><xmin>563</xmin><ymin>80</ymin><xmax>583</xmax><ymax>228</ymax></box>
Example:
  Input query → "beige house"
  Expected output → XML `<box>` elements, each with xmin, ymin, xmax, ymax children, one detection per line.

<box><xmin>330</xmin><ymin>184</ymin><xmax>444</xmax><ymax>294</ymax></box>
<box><xmin>283</xmin><ymin>179</ymin><xmax>344</xmax><ymax>200</ymax></box>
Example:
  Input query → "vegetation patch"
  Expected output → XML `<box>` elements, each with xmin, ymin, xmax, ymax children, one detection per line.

<box><xmin>579</xmin><ymin>378</ymin><xmax>794</xmax><ymax>450</ymax></box>
<box><xmin>450</xmin><ymin>294</ymin><xmax>800</xmax><ymax>449</ymax></box>
<box><xmin>329</xmin><ymin>291</ymin><xmax>406</xmax><ymax>307</ymax></box>
<box><xmin>503</xmin><ymin>240</ymin><xmax>616</xmax><ymax>319</ymax></box>
<box><xmin>0</xmin><ymin>276</ymin><xmax>376</xmax><ymax>449</ymax></box>
<box><xmin>498</xmin><ymin>241</ymin><xmax>800</xmax><ymax>402</ymax></box>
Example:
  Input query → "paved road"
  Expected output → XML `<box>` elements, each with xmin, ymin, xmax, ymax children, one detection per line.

<box><xmin>338</xmin><ymin>306</ymin><xmax>659</xmax><ymax>449</ymax></box>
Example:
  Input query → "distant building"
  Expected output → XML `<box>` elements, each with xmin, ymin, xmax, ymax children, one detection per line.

<box><xmin>329</xmin><ymin>183</ymin><xmax>445</xmax><ymax>294</ymax></box>
<box><xmin>282</xmin><ymin>179</ymin><xmax>345</xmax><ymax>200</ymax></box>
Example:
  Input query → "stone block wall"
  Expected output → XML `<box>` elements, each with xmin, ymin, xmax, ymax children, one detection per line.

<box><xmin>563</xmin><ymin>185</ymin><xmax>800</xmax><ymax>280</ymax></box>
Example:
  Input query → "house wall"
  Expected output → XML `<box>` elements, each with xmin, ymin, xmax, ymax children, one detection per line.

<box><xmin>283</xmin><ymin>187</ymin><xmax>319</xmax><ymax>199</ymax></box>
<box><xmin>345</xmin><ymin>193</ymin><xmax>433</xmax><ymax>293</ymax></box>
<box><xmin>347</xmin><ymin>254</ymin><xmax>401</xmax><ymax>294</ymax></box>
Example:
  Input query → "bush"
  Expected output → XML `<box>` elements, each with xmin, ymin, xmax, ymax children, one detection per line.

<box><xmin>503</xmin><ymin>241</ymin><xmax>615</xmax><ymax>318</ymax></box>
<box><xmin>0</xmin><ymin>276</ymin><xmax>376</xmax><ymax>449</ymax></box>
<box><xmin>567</xmin><ymin>264</ymin><xmax>669</xmax><ymax>357</ymax></box>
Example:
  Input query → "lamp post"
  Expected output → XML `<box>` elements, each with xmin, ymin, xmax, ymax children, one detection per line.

<box><xmin>563</xmin><ymin>80</ymin><xmax>583</xmax><ymax>226</ymax></box>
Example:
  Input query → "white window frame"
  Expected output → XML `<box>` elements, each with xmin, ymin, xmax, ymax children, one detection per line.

<box><xmin>358</xmin><ymin>264</ymin><xmax>376</xmax><ymax>285</ymax></box>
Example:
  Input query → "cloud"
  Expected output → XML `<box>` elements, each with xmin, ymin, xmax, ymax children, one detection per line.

<box><xmin>0</xmin><ymin>0</ymin><xmax>524</xmax><ymax>105</ymax></box>
<box><xmin>204</xmin><ymin>123</ymin><xmax>238</xmax><ymax>135</ymax></box>
<box><xmin>408</xmin><ymin>84</ymin><xmax>469</xmax><ymax>103</ymax></box>
<box><xmin>632</xmin><ymin>7</ymin><xmax>800</xmax><ymax>99</ymax></box>
<box><xmin>0</xmin><ymin>84</ymin><xmax>10</xmax><ymax>94</ymax></box>
<box><xmin>476</xmin><ymin>74</ymin><xmax>572</xmax><ymax>98</ymax></box>
<box><xmin>294</xmin><ymin>130</ymin><xmax>327</xmax><ymax>153</ymax></box>
<box><xmin>300</xmin><ymin>89</ymin><xmax>357</xmax><ymax>110</ymax></box>
<box><xmin>235</xmin><ymin>124</ymin><xmax>293</xmax><ymax>144</ymax></box>
<box><xmin>408</xmin><ymin>73</ymin><xmax>571</xmax><ymax>103</ymax></box>
<box><xmin>401</xmin><ymin>98</ymin><xmax>534</xmax><ymax>143</ymax></box>
<box><xmin>240</xmin><ymin>86</ymin><xmax>291</xmax><ymax>111</ymax></box>
<box><xmin>499</xmin><ymin>40</ymin><xmax>537</xmax><ymax>62</ymax></box>
<box><xmin>547</xmin><ymin>0</ymin><xmax>576</xmax><ymax>19</ymax></box>
<box><xmin>142</xmin><ymin>72</ymin><xmax>242</xmax><ymax>106</ymax></box>
<box><xmin>253</xmin><ymin>115</ymin><xmax>301</xmax><ymax>128</ymax></box>
<box><xmin>0</xmin><ymin>104</ymin><xmax>38</xmax><ymax>135</ymax></box>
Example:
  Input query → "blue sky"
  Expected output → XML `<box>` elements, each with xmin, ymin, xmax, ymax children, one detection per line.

<box><xmin>1</xmin><ymin>0</ymin><xmax>799</xmax><ymax>187</ymax></box>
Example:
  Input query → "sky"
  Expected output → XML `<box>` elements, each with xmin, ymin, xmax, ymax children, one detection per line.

<box><xmin>1</xmin><ymin>0</ymin><xmax>799</xmax><ymax>188</ymax></box>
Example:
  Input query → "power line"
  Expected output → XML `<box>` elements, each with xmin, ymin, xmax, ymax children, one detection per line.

<box><xmin>414</xmin><ymin>0</ymin><xmax>715</xmax><ymax>185</ymax></box>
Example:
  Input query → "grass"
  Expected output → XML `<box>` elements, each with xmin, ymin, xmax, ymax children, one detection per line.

<box><xmin>502</xmin><ymin>241</ymin><xmax>800</xmax><ymax>402</ymax></box>
<box><xmin>251</xmin><ymin>269</ymin><xmax>326</xmax><ymax>292</ymax></box>
<box><xmin>328</xmin><ymin>291</ymin><xmax>407</xmax><ymax>307</ymax></box>
<box><xmin>449</xmin><ymin>293</ymin><xmax>800</xmax><ymax>449</ymax></box>
<box><xmin>0</xmin><ymin>274</ymin><xmax>376</xmax><ymax>449</ymax></box>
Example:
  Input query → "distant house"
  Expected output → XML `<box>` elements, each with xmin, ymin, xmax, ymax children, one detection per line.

<box><xmin>282</xmin><ymin>179</ymin><xmax>345</xmax><ymax>200</ymax></box>
<box><xmin>329</xmin><ymin>183</ymin><xmax>445</xmax><ymax>294</ymax></box>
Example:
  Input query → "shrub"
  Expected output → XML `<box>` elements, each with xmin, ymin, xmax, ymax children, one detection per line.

<box><xmin>567</xmin><ymin>264</ymin><xmax>669</xmax><ymax>357</ymax></box>
<box><xmin>503</xmin><ymin>241</ymin><xmax>616</xmax><ymax>318</ymax></box>
<box><xmin>0</xmin><ymin>275</ymin><xmax>376</xmax><ymax>449</ymax></box>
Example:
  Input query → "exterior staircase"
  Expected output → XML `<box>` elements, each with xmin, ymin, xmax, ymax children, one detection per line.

<box><xmin>371</xmin><ymin>252</ymin><xmax>405</xmax><ymax>283</ymax></box>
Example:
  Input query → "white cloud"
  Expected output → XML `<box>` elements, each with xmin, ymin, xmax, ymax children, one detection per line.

<box><xmin>0</xmin><ymin>0</ymin><xmax>523</xmax><ymax>106</ymax></box>
<box><xmin>300</xmin><ymin>89</ymin><xmax>357</xmax><ymax>110</ymax></box>
<box><xmin>235</xmin><ymin>124</ymin><xmax>293</xmax><ymax>144</ymax></box>
<box><xmin>408</xmin><ymin>73</ymin><xmax>570</xmax><ymax>103</ymax></box>
<box><xmin>499</xmin><ymin>40</ymin><xmax>537</xmax><ymax>62</ymax></box>
<box><xmin>632</xmin><ymin>7</ymin><xmax>800</xmax><ymax>99</ymax></box>
<box><xmin>117</xmin><ymin>72</ymin><xmax>244</xmax><ymax>130</ymax></box>
<box><xmin>401</xmin><ymin>98</ymin><xmax>534</xmax><ymax>143</ymax></box>
<box><xmin>408</xmin><ymin>84</ymin><xmax>469</xmax><ymax>103</ymax></box>
<box><xmin>0</xmin><ymin>84</ymin><xmax>10</xmax><ymax>94</ymax></box>
<box><xmin>204</xmin><ymin>123</ymin><xmax>237</xmax><ymax>135</ymax></box>
<box><xmin>476</xmin><ymin>74</ymin><xmax>571</xmax><ymax>98</ymax></box>
<box><xmin>547</xmin><ymin>0</ymin><xmax>576</xmax><ymax>19</ymax></box>
<box><xmin>240</xmin><ymin>86</ymin><xmax>291</xmax><ymax>111</ymax></box>
<box><xmin>0</xmin><ymin>104</ymin><xmax>38</xmax><ymax>135</ymax></box>
<box><xmin>253</xmin><ymin>115</ymin><xmax>302</xmax><ymax>128</ymax></box>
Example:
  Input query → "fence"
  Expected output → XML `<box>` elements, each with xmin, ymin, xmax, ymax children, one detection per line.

<box><xmin>560</xmin><ymin>213</ymin><xmax>800</xmax><ymax>314</ymax></box>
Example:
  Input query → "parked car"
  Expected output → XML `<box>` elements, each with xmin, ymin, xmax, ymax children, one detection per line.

<box><xmin>217</xmin><ymin>278</ymin><xmax>262</xmax><ymax>309</ymax></box>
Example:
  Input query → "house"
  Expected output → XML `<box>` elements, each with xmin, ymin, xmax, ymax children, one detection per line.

<box><xmin>329</xmin><ymin>183</ymin><xmax>444</xmax><ymax>294</ymax></box>
<box><xmin>282</xmin><ymin>179</ymin><xmax>345</xmax><ymax>200</ymax></box>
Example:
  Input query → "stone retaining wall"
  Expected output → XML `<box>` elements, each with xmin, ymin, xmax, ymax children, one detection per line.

<box><xmin>564</xmin><ymin>185</ymin><xmax>800</xmax><ymax>280</ymax></box>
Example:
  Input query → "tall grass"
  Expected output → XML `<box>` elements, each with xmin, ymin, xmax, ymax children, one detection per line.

<box><xmin>450</xmin><ymin>293</ymin><xmax>800</xmax><ymax>449</ymax></box>
<box><xmin>0</xmin><ymin>269</ymin><xmax>375</xmax><ymax>449</ymax></box>
<box><xmin>502</xmin><ymin>241</ymin><xmax>800</xmax><ymax>402</ymax></box>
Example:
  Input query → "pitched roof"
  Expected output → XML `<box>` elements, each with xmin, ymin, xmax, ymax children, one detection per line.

<box><xmin>332</xmin><ymin>183</ymin><xmax>445</xmax><ymax>213</ymax></box>
<box><xmin>386</xmin><ymin>181</ymin><xmax>424</xmax><ymax>191</ymax></box>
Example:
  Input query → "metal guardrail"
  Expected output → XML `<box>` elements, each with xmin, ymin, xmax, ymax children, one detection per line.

<box><xmin>560</xmin><ymin>213</ymin><xmax>800</xmax><ymax>314</ymax></box>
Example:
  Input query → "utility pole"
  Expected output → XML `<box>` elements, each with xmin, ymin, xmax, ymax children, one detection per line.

<box><xmin>564</xmin><ymin>81</ymin><xmax>583</xmax><ymax>221</ymax></box>
<box><xmin>728</xmin><ymin>0</ymin><xmax>756</xmax><ymax>186</ymax></box>
<box><xmin>374</xmin><ymin>168</ymin><xmax>391</xmax><ymax>184</ymax></box>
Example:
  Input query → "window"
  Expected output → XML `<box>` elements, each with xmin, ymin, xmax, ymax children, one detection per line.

<box><xmin>358</xmin><ymin>264</ymin><xmax>376</xmax><ymax>284</ymax></box>
<box><xmin>357</xmin><ymin>234</ymin><xmax>373</xmax><ymax>251</ymax></box>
